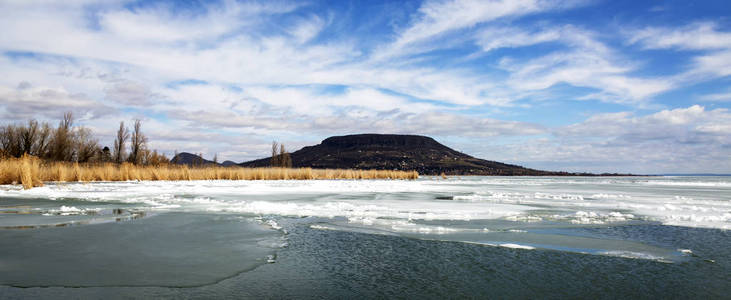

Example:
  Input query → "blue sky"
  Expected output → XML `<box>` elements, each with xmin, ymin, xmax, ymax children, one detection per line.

<box><xmin>0</xmin><ymin>0</ymin><xmax>729</xmax><ymax>173</ymax></box>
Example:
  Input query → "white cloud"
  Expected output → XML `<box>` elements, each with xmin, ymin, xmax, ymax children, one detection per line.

<box><xmin>369</xmin><ymin>0</ymin><xmax>586</xmax><ymax>63</ymax></box>
<box><xmin>629</xmin><ymin>22</ymin><xmax>731</xmax><ymax>51</ymax></box>
<box><xmin>0</xmin><ymin>2</ymin><xmax>489</xmax><ymax>107</ymax></box>
<box><xmin>692</xmin><ymin>50</ymin><xmax>731</xmax><ymax>78</ymax></box>
<box><xmin>493</xmin><ymin>26</ymin><xmax>673</xmax><ymax>104</ymax></box>
<box><xmin>476</xmin><ymin>27</ymin><xmax>562</xmax><ymax>52</ymax></box>
<box><xmin>559</xmin><ymin>105</ymin><xmax>730</xmax><ymax>138</ymax></box>
<box><xmin>394</xmin><ymin>0</ymin><xmax>580</xmax><ymax>48</ymax></box>
<box><xmin>468</xmin><ymin>105</ymin><xmax>731</xmax><ymax>173</ymax></box>
<box><xmin>700</xmin><ymin>91</ymin><xmax>731</xmax><ymax>102</ymax></box>
<box><xmin>628</xmin><ymin>22</ymin><xmax>731</xmax><ymax>79</ymax></box>
<box><xmin>401</xmin><ymin>112</ymin><xmax>546</xmax><ymax>137</ymax></box>
<box><xmin>104</xmin><ymin>80</ymin><xmax>154</xmax><ymax>106</ymax></box>
<box><xmin>0</xmin><ymin>1</ymin><xmax>728</xmax><ymax>172</ymax></box>
<box><xmin>552</xmin><ymin>105</ymin><xmax>730</xmax><ymax>170</ymax></box>
<box><xmin>0</xmin><ymin>0</ymin><xmax>670</xmax><ymax>110</ymax></box>
<box><xmin>151</xmin><ymin>82</ymin><xmax>541</xmax><ymax>139</ymax></box>
<box><xmin>287</xmin><ymin>15</ymin><xmax>327</xmax><ymax>44</ymax></box>
<box><xmin>0</xmin><ymin>83</ymin><xmax>114</xmax><ymax>121</ymax></box>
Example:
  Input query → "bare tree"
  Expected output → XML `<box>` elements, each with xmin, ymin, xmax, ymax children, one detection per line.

<box><xmin>128</xmin><ymin>119</ymin><xmax>147</xmax><ymax>165</ymax></box>
<box><xmin>145</xmin><ymin>150</ymin><xmax>168</xmax><ymax>166</ymax></box>
<box><xmin>196</xmin><ymin>152</ymin><xmax>204</xmax><ymax>167</ymax></box>
<box><xmin>0</xmin><ymin>125</ymin><xmax>8</xmax><ymax>157</ymax></box>
<box><xmin>1</xmin><ymin>120</ymin><xmax>52</xmax><ymax>158</ymax></box>
<box><xmin>280</xmin><ymin>144</ymin><xmax>292</xmax><ymax>168</ymax></box>
<box><xmin>213</xmin><ymin>153</ymin><xmax>218</xmax><ymax>164</ymax></box>
<box><xmin>113</xmin><ymin>121</ymin><xmax>129</xmax><ymax>164</ymax></box>
<box><xmin>50</xmin><ymin>112</ymin><xmax>74</xmax><ymax>161</ymax></box>
<box><xmin>0</xmin><ymin>115</ymin><xmax>173</xmax><ymax>166</ymax></box>
<box><xmin>33</xmin><ymin>122</ymin><xmax>52</xmax><ymax>158</ymax></box>
<box><xmin>269</xmin><ymin>141</ymin><xmax>292</xmax><ymax>167</ymax></box>
<box><xmin>271</xmin><ymin>141</ymin><xmax>280</xmax><ymax>167</ymax></box>
<box><xmin>20</xmin><ymin>120</ymin><xmax>38</xmax><ymax>155</ymax></box>
<box><xmin>0</xmin><ymin>125</ymin><xmax>20</xmax><ymax>157</ymax></box>
<box><xmin>74</xmin><ymin>127</ymin><xmax>99</xmax><ymax>163</ymax></box>
<box><xmin>141</xmin><ymin>149</ymin><xmax>151</xmax><ymax>165</ymax></box>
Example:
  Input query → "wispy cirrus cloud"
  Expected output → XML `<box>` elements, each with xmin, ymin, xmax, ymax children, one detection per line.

<box><xmin>700</xmin><ymin>90</ymin><xmax>731</xmax><ymax>102</ymax></box>
<box><xmin>629</xmin><ymin>22</ymin><xmax>731</xmax><ymax>51</ymax></box>
<box><xmin>628</xmin><ymin>22</ymin><xmax>731</xmax><ymax>78</ymax></box>
<box><xmin>482</xmin><ymin>25</ymin><xmax>674</xmax><ymax>105</ymax></box>
<box><xmin>390</xmin><ymin>0</ymin><xmax>585</xmax><ymax>49</ymax></box>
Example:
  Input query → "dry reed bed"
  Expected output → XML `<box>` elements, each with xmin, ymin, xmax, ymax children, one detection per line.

<box><xmin>0</xmin><ymin>155</ymin><xmax>419</xmax><ymax>189</ymax></box>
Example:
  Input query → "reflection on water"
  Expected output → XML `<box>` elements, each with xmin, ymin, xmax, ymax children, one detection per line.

<box><xmin>0</xmin><ymin>212</ymin><xmax>147</xmax><ymax>229</ymax></box>
<box><xmin>0</xmin><ymin>212</ymin><xmax>285</xmax><ymax>287</ymax></box>
<box><xmin>0</xmin><ymin>205</ymin><xmax>148</xmax><ymax>229</ymax></box>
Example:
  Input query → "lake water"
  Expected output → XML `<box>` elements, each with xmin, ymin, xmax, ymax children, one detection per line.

<box><xmin>0</xmin><ymin>176</ymin><xmax>729</xmax><ymax>298</ymax></box>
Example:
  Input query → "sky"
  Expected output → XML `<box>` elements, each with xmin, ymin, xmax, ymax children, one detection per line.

<box><xmin>0</xmin><ymin>0</ymin><xmax>729</xmax><ymax>174</ymax></box>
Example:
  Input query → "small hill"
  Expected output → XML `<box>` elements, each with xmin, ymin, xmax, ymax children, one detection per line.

<box><xmin>239</xmin><ymin>134</ymin><xmax>584</xmax><ymax>175</ymax></box>
<box><xmin>170</xmin><ymin>152</ymin><xmax>219</xmax><ymax>166</ymax></box>
<box><xmin>221</xmin><ymin>160</ymin><xmax>238</xmax><ymax>167</ymax></box>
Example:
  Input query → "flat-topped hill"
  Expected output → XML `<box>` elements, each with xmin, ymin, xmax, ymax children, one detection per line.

<box><xmin>239</xmin><ymin>134</ymin><xmax>584</xmax><ymax>175</ymax></box>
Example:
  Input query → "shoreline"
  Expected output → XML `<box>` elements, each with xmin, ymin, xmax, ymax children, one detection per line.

<box><xmin>0</xmin><ymin>155</ymin><xmax>419</xmax><ymax>189</ymax></box>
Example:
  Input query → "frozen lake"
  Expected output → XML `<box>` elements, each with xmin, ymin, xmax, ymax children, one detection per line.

<box><xmin>0</xmin><ymin>176</ymin><xmax>729</xmax><ymax>297</ymax></box>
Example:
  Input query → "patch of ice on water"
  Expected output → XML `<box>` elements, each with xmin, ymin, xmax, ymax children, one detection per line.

<box><xmin>458</xmin><ymin>241</ymin><xmax>537</xmax><ymax>250</ymax></box>
<box><xmin>599</xmin><ymin>250</ymin><xmax>670</xmax><ymax>262</ymax></box>
<box><xmin>503</xmin><ymin>211</ymin><xmax>636</xmax><ymax>225</ymax></box>
<box><xmin>59</xmin><ymin>206</ymin><xmax>81</xmax><ymax>212</ymax></box>
<box><xmin>568</xmin><ymin>211</ymin><xmax>636</xmax><ymax>224</ymax></box>
<box><xmin>414</xmin><ymin>226</ymin><xmax>456</xmax><ymax>235</ymax></box>
<box><xmin>310</xmin><ymin>224</ymin><xmax>335</xmax><ymax>230</ymax></box>
<box><xmin>344</xmin><ymin>217</ymin><xmax>462</xmax><ymax>235</ymax></box>
<box><xmin>535</xmin><ymin>192</ymin><xmax>584</xmax><ymax>201</ymax></box>
<box><xmin>453</xmin><ymin>191</ymin><xmax>529</xmax><ymax>203</ymax></box>
<box><xmin>662</xmin><ymin>213</ymin><xmax>731</xmax><ymax>229</ymax></box>
<box><xmin>505</xmin><ymin>215</ymin><xmax>543</xmax><ymax>222</ymax></box>
<box><xmin>637</xmin><ymin>180</ymin><xmax>731</xmax><ymax>187</ymax></box>
<box><xmin>265</xmin><ymin>219</ymin><xmax>282</xmax><ymax>230</ymax></box>
<box><xmin>44</xmin><ymin>206</ymin><xmax>100</xmax><ymax>216</ymax></box>
<box><xmin>678</xmin><ymin>249</ymin><xmax>693</xmax><ymax>255</ymax></box>
<box><xmin>208</xmin><ymin>200</ymin><xmax>524</xmax><ymax>224</ymax></box>
<box><xmin>499</xmin><ymin>243</ymin><xmax>535</xmax><ymax>250</ymax></box>
<box><xmin>590</xmin><ymin>193</ymin><xmax>632</xmax><ymax>199</ymax></box>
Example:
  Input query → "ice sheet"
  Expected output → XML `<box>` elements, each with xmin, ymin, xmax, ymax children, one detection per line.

<box><xmin>1</xmin><ymin>176</ymin><xmax>729</xmax><ymax>261</ymax></box>
<box><xmin>1</xmin><ymin>177</ymin><xmax>729</xmax><ymax>229</ymax></box>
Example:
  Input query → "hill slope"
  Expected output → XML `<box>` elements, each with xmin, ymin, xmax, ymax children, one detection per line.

<box><xmin>170</xmin><ymin>152</ymin><xmax>219</xmax><ymax>166</ymax></box>
<box><xmin>239</xmin><ymin>134</ymin><xmax>580</xmax><ymax>175</ymax></box>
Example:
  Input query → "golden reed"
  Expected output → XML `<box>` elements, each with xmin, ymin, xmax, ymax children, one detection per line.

<box><xmin>0</xmin><ymin>155</ymin><xmax>419</xmax><ymax>189</ymax></box>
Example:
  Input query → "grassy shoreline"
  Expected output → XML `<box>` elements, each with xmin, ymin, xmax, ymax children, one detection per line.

<box><xmin>0</xmin><ymin>155</ymin><xmax>419</xmax><ymax>189</ymax></box>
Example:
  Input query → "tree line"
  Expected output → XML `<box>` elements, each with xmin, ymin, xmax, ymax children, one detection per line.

<box><xmin>270</xmin><ymin>141</ymin><xmax>292</xmax><ymax>168</ymax></box>
<box><xmin>0</xmin><ymin>112</ymin><xmax>168</xmax><ymax>165</ymax></box>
